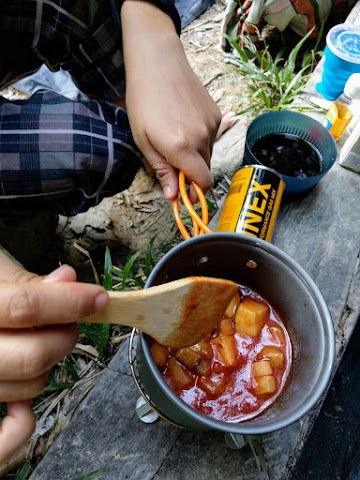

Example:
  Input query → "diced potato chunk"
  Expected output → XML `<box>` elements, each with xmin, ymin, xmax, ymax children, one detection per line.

<box><xmin>224</xmin><ymin>291</ymin><xmax>241</xmax><ymax>318</ymax></box>
<box><xmin>259</xmin><ymin>346</ymin><xmax>285</xmax><ymax>369</ymax></box>
<box><xmin>175</xmin><ymin>348</ymin><xmax>202</xmax><ymax>370</ymax></box>
<box><xmin>167</xmin><ymin>357</ymin><xmax>193</xmax><ymax>389</ymax></box>
<box><xmin>175</xmin><ymin>348</ymin><xmax>211</xmax><ymax>376</ymax></box>
<box><xmin>195</xmin><ymin>358</ymin><xmax>211</xmax><ymax>376</ymax></box>
<box><xmin>235</xmin><ymin>297</ymin><xmax>270</xmax><ymax>337</ymax></box>
<box><xmin>151</xmin><ymin>342</ymin><xmax>169</xmax><ymax>367</ymax></box>
<box><xmin>220</xmin><ymin>318</ymin><xmax>235</xmax><ymax>336</ymax></box>
<box><xmin>191</xmin><ymin>341</ymin><xmax>213</xmax><ymax>360</ymax></box>
<box><xmin>253</xmin><ymin>359</ymin><xmax>273</xmax><ymax>377</ymax></box>
<box><xmin>198</xmin><ymin>374</ymin><xmax>227</xmax><ymax>397</ymax></box>
<box><xmin>269</xmin><ymin>326</ymin><xmax>285</xmax><ymax>345</ymax></box>
<box><xmin>211</xmin><ymin>335</ymin><xmax>237</xmax><ymax>367</ymax></box>
<box><xmin>254</xmin><ymin>375</ymin><xmax>277</xmax><ymax>395</ymax></box>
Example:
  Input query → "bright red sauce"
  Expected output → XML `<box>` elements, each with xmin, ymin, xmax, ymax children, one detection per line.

<box><xmin>150</xmin><ymin>285</ymin><xmax>292</xmax><ymax>423</ymax></box>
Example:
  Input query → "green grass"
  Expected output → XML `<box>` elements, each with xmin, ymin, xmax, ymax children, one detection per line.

<box><xmin>224</xmin><ymin>26</ymin><xmax>325</xmax><ymax>116</ymax></box>
<box><xmin>77</xmin><ymin>239</ymin><xmax>159</xmax><ymax>361</ymax></box>
<box><xmin>70</xmin><ymin>468</ymin><xmax>109</xmax><ymax>480</ymax></box>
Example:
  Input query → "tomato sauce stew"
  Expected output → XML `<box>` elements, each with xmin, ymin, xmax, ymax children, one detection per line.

<box><xmin>150</xmin><ymin>285</ymin><xmax>292</xmax><ymax>422</ymax></box>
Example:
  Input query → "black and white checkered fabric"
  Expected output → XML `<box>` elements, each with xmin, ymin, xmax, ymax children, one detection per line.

<box><xmin>0</xmin><ymin>0</ymin><xmax>181</xmax><ymax>97</ymax></box>
<box><xmin>0</xmin><ymin>91</ymin><xmax>143</xmax><ymax>215</ymax></box>
<box><xmin>0</xmin><ymin>0</ymin><xmax>181</xmax><ymax>216</ymax></box>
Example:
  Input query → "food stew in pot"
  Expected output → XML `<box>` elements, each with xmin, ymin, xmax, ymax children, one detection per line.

<box><xmin>150</xmin><ymin>285</ymin><xmax>292</xmax><ymax>422</ymax></box>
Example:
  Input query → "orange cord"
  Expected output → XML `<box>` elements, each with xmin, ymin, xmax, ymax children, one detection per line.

<box><xmin>172</xmin><ymin>171</ymin><xmax>213</xmax><ymax>240</ymax></box>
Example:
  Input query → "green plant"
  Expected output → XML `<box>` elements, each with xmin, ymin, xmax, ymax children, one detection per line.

<box><xmin>70</xmin><ymin>468</ymin><xmax>109</xmax><ymax>480</ymax></box>
<box><xmin>14</xmin><ymin>462</ymin><xmax>33</xmax><ymax>480</ymax></box>
<box><xmin>224</xmin><ymin>26</ymin><xmax>324</xmax><ymax>116</ymax></box>
<box><xmin>78</xmin><ymin>237</ymin><xmax>160</xmax><ymax>355</ymax></box>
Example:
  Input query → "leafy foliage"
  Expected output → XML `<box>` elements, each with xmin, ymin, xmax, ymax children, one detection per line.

<box><xmin>70</xmin><ymin>468</ymin><xmax>109</xmax><ymax>480</ymax></box>
<box><xmin>78</xmin><ymin>239</ymin><xmax>159</xmax><ymax>359</ymax></box>
<box><xmin>224</xmin><ymin>26</ymin><xmax>324</xmax><ymax>116</ymax></box>
<box><xmin>14</xmin><ymin>462</ymin><xmax>33</xmax><ymax>480</ymax></box>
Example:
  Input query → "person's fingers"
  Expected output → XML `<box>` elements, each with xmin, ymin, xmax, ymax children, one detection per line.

<box><xmin>0</xmin><ymin>324</ymin><xmax>78</xmax><ymax>381</ymax></box>
<box><xmin>240</xmin><ymin>0</ymin><xmax>252</xmax><ymax>9</ymax></box>
<box><xmin>0</xmin><ymin>401</ymin><xmax>35</xmax><ymax>464</ymax></box>
<box><xmin>144</xmin><ymin>145</ymin><xmax>213</xmax><ymax>203</ymax></box>
<box><xmin>0</xmin><ymin>281</ymin><xmax>109</xmax><ymax>328</ymax></box>
<box><xmin>0</xmin><ymin>251</ymin><xmax>38</xmax><ymax>283</ymax></box>
<box><xmin>140</xmin><ymin>141</ymin><xmax>180</xmax><ymax>200</ymax></box>
<box><xmin>246</xmin><ymin>22</ymin><xmax>258</xmax><ymax>34</ymax></box>
<box><xmin>178</xmin><ymin>151</ymin><xmax>213</xmax><ymax>203</ymax></box>
<box><xmin>42</xmin><ymin>264</ymin><xmax>78</xmax><ymax>283</ymax></box>
<box><xmin>140</xmin><ymin>156</ymin><xmax>156</xmax><ymax>179</ymax></box>
<box><xmin>0</xmin><ymin>373</ymin><xmax>49</xmax><ymax>402</ymax></box>
<box><xmin>0</xmin><ymin>252</ymin><xmax>77</xmax><ymax>284</ymax></box>
<box><xmin>215</xmin><ymin>112</ymin><xmax>237</xmax><ymax>140</ymax></box>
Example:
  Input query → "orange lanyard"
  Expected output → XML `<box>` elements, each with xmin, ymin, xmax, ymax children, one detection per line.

<box><xmin>172</xmin><ymin>171</ymin><xmax>212</xmax><ymax>240</ymax></box>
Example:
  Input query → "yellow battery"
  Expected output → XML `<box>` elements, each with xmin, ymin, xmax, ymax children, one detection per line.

<box><xmin>216</xmin><ymin>165</ymin><xmax>285</xmax><ymax>242</ymax></box>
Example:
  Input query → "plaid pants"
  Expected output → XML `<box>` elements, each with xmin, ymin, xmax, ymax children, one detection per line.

<box><xmin>0</xmin><ymin>0</ymin><xmax>181</xmax><ymax>216</ymax></box>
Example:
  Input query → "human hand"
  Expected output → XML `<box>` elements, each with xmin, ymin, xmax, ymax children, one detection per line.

<box><xmin>0</xmin><ymin>253</ymin><xmax>109</xmax><ymax>463</ymax></box>
<box><xmin>121</xmin><ymin>0</ymin><xmax>222</xmax><ymax>202</ymax></box>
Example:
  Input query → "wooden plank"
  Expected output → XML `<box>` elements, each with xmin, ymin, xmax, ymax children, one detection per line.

<box><xmin>30</xmin><ymin>344</ymin><xmax>183</xmax><ymax>480</ymax></box>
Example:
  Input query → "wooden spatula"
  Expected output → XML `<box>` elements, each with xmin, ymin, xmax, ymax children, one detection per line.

<box><xmin>80</xmin><ymin>276</ymin><xmax>238</xmax><ymax>348</ymax></box>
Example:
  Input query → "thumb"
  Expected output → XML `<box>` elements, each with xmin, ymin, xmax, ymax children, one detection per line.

<box><xmin>0</xmin><ymin>250</ymin><xmax>37</xmax><ymax>283</ymax></box>
<box><xmin>0</xmin><ymin>250</ymin><xmax>77</xmax><ymax>285</ymax></box>
<box><xmin>145</xmin><ymin>149</ymin><xmax>179</xmax><ymax>201</ymax></box>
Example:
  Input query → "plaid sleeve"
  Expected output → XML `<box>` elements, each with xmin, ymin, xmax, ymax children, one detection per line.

<box><xmin>0</xmin><ymin>91</ymin><xmax>142</xmax><ymax>216</ymax></box>
<box><xmin>0</xmin><ymin>0</ymin><xmax>181</xmax><ymax>100</ymax></box>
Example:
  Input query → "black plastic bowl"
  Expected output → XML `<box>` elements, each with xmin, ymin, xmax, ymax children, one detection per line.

<box><xmin>136</xmin><ymin>233</ymin><xmax>335</xmax><ymax>435</ymax></box>
<box><xmin>243</xmin><ymin>111</ymin><xmax>338</xmax><ymax>196</ymax></box>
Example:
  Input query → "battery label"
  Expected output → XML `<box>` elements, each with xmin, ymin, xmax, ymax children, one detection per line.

<box><xmin>216</xmin><ymin>168</ymin><xmax>252</xmax><ymax>232</ymax></box>
<box><xmin>216</xmin><ymin>165</ymin><xmax>284</xmax><ymax>242</ymax></box>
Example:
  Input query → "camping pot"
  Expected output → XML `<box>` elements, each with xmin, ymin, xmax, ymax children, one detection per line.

<box><xmin>136</xmin><ymin>233</ymin><xmax>335</xmax><ymax>435</ymax></box>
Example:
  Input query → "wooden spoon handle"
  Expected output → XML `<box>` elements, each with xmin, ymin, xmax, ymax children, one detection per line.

<box><xmin>79</xmin><ymin>278</ymin><xmax>198</xmax><ymax>339</ymax></box>
<box><xmin>80</xmin><ymin>288</ymin><xmax>165</xmax><ymax>328</ymax></box>
<box><xmin>79</xmin><ymin>277</ymin><xmax>238</xmax><ymax>347</ymax></box>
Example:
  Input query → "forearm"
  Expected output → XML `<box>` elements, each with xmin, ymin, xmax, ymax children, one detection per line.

<box><xmin>121</xmin><ymin>0</ymin><xmax>178</xmax><ymax>36</ymax></box>
<box><xmin>120</xmin><ymin>0</ymin><xmax>221</xmax><ymax>201</ymax></box>
<box><xmin>121</xmin><ymin>0</ymin><xmax>185</xmax><ymax>76</ymax></box>
<box><xmin>117</xmin><ymin>0</ymin><xmax>184</xmax><ymax>110</ymax></box>
<box><xmin>120</xmin><ymin>0</ymin><xmax>181</xmax><ymax>34</ymax></box>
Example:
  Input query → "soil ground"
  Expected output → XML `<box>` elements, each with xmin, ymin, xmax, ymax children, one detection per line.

<box><xmin>181</xmin><ymin>0</ymin><xmax>248</xmax><ymax>114</ymax></box>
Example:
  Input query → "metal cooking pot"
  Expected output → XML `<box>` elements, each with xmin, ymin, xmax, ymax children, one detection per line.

<box><xmin>136</xmin><ymin>233</ymin><xmax>335</xmax><ymax>435</ymax></box>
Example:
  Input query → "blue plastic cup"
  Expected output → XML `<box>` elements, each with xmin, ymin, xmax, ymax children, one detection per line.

<box><xmin>316</xmin><ymin>24</ymin><xmax>360</xmax><ymax>101</ymax></box>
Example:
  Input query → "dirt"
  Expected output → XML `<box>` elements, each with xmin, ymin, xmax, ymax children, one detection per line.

<box><xmin>182</xmin><ymin>0</ymin><xmax>247</xmax><ymax>114</ymax></box>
